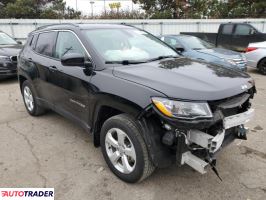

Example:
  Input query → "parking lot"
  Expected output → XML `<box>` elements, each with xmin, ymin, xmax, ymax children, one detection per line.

<box><xmin>0</xmin><ymin>68</ymin><xmax>265</xmax><ymax>200</ymax></box>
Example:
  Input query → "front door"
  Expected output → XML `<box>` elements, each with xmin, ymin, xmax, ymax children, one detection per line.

<box><xmin>231</xmin><ymin>24</ymin><xmax>255</xmax><ymax>52</ymax></box>
<box><xmin>51</xmin><ymin>31</ymin><xmax>94</xmax><ymax>128</ymax></box>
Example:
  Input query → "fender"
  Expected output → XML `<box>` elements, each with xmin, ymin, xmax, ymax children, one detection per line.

<box><xmin>91</xmin><ymin>93</ymin><xmax>142</xmax><ymax>145</ymax></box>
<box><xmin>91</xmin><ymin>93</ymin><xmax>174</xmax><ymax>168</ymax></box>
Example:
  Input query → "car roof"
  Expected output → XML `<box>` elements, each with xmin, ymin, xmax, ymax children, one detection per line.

<box><xmin>33</xmin><ymin>23</ymin><xmax>134</xmax><ymax>33</ymax></box>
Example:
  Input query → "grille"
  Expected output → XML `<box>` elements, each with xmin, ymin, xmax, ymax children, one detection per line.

<box><xmin>232</xmin><ymin>58</ymin><xmax>246</xmax><ymax>66</ymax></box>
<box><xmin>208</xmin><ymin>92</ymin><xmax>250</xmax><ymax>117</ymax></box>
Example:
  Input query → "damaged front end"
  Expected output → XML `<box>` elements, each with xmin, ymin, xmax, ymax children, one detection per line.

<box><xmin>141</xmin><ymin>87</ymin><xmax>255</xmax><ymax>177</ymax></box>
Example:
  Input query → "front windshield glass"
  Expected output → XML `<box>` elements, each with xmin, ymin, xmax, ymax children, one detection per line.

<box><xmin>83</xmin><ymin>28</ymin><xmax>178</xmax><ymax>62</ymax></box>
<box><xmin>179</xmin><ymin>36</ymin><xmax>214</xmax><ymax>50</ymax></box>
<box><xmin>0</xmin><ymin>32</ymin><xmax>17</xmax><ymax>45</ymax></box>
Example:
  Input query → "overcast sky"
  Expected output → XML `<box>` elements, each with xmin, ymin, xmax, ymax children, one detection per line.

<box><xmin>64</xmin><ymin>0</ymin><xmax>141</xmax><ymax>16</ymax></box>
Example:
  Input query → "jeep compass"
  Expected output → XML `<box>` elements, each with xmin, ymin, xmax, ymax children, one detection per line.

<box><xmin>18</xmin><ymin>24</ymin><xmax>256</xmax><ymax>183</ymax></box>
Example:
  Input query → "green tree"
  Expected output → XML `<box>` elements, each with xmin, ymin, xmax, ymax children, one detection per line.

<box><xmin>1</xmin><ymin>0</ymin><xmax>81</xmax><ymax>19</ymax></box>
<box><xmin>4</xmin><ymin>0</ymin><xmax>39</xmax><ymax>18</ymax></box>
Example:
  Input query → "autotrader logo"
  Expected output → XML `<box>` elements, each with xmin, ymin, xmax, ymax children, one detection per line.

<box><xmin>0</xmin><ymin>188</ymin><xmax>54</xmax><ymax>200</ymax></box>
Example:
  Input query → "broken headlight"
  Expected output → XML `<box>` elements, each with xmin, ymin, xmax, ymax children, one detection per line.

<box><xmin>151</xmin><ymin>97</ymin><xmax>213</xmax><ymax>119</ymax></box>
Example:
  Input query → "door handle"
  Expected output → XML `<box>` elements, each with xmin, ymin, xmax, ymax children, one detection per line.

<box><xmin>48</xmin><ymin>66</ymin><xmax>58</xmax><ymax>72</ymax></box>
<box><xmin>28</xmin><ymin>58</ymin><xmax>33</xmax><ymax>62</ymax></box>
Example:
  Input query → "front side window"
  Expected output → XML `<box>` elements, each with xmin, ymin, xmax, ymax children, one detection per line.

<box><xmin>0</xmin><ymin>32</ymin><xmax>17</xmax><ymax>45</ymax></box>
<box><xmin>234</xmin><ymin>25</ymin><xmax>253</xmax><ymax>35</ymax></box>
<box><xmin>164</xmin><ymin>37</ymin><xmax>182</xmax><ymax>48</ymax></box>
<box><xmin>82</xmin><ymin>28</ymin><xmax>178</xmax><ymax>62</ymax></box>
<box><xmin>35</xmin><ymin>32</ymin><xmax>57</xmax><ymax>57</ymax></box>
<box><xmin>55</xmin><ymin>31</ymin><xmax>86</xmax><ymax>59</ymax></box>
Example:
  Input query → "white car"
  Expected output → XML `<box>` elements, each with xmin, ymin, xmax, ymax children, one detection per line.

<box><xmin>245</xmin><ymin>41</ymin><xmax>266</xmax><ymax>75</ymax></box>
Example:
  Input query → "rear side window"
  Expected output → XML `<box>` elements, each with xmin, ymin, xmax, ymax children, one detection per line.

<box><xmin>54</xmin><ymin>31</ymin><xmax>86</xmax><ymax>59</ymax></box>
<box><xmin>35</xmin><ymin>32</ymin><xmax>57</xmax><ymax>57</ymax></box>
<box><xmin>222</xmin><ymin>24</ymin><xmax>234</xmax><ymax>35</ymax></box>
<box><xmin>29</xmin><ymin>34</ymin><xmax>38</xmax><ymax>49</ymax></box>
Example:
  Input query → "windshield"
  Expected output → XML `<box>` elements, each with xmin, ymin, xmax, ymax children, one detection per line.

<box><xmin>83</xmin><ymin>28</ymin><xmax>178</xmax><ymax>63</ymax></box>
<box><xmin>0</xmin><ymin>32</ymin><xmax>17</xmax><ymax>45</ymax></box>
<box><xmin>179</xmin><ymin>36</ymin><xmax>214</xmax><ymax>50</ymax></box>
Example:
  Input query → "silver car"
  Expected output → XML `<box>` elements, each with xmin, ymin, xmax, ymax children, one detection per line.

<box><xmin>245</xmin><ymin>41</ymin><xmax>266</xmax><ymax>75</ymax></box>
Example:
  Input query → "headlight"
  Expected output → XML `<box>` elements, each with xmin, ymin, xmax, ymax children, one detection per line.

<box><xmin>151</xmin><ymin>97</ymin><xmax>213</xmax><ymax>119</ymax></box>
<box><xmin>226</xmin><ymin>59</ymin><xmax>237</xmax><ymax>66</ymax></box>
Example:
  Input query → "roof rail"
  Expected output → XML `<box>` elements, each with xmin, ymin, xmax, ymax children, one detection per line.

<box><xmin>35</xmin><ymin>23</ymin><xmax>79</xmax><ymax>31</ymax></box>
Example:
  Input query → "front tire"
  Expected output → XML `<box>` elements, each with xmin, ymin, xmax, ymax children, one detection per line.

<box><xmin>22</xmin><ymin>80</ymin><xmax>46</xmax><ymax>116</ymax></box>
<box><xmin>258</xmin><ymin>58</ymin><xmax>266</xmax><ymax>75</ymax></box>
<box><xmin>100</xmin><ymin>114</ymin><xmax>155</xmax><ymax>183</ymax></box>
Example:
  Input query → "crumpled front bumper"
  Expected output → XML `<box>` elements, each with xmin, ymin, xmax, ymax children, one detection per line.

<box><xmin>180</xmin><ymin>108</ymin><xmax>254</xmax><ymax>174</ymax></box>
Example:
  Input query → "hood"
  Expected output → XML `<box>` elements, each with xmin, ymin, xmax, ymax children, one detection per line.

<box><xmin>195</xmin><ymin>48</ymin><xmax>242</xmax><ymax>60</ymax></box>
<box><xmin>113</xmin><ymin>58</ymin><xmax>253</xmax><ymax>101</ymax></box>
<box><xmin>0</xmin><ymin>44</ymin><xmax>22</xmax><ymax>57</ymax></box>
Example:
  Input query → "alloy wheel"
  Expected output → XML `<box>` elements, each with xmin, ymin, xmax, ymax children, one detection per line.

<box><xmin>105</xmin><ymin>128</ymin><xmax>136</xmax><ymax>174</ymax></box>
<box><xmin>23</xmin><ymin>86</ymin><xmax>34</xmax><ymax>112</ymax></box>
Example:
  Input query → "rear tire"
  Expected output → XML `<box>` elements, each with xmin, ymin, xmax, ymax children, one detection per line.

<box><xmin>258</xmin><ymin>58</ymin><xmax>266</xmax><ymax>75</ymax></box>
<box><xmin>100</xmin><ymin>114</ymin><xmax>155</xmax><ymax>183</ymax></box>
<box><xmin>22</xmin><ymin>80</ymin><xmax>46</xmax><ymax>116</ymax></box>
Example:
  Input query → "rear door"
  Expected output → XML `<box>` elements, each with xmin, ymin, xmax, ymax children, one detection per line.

<box><xmin>216</xmin><ymin>24</ymin><xmax>234</xmax><ymax>50</ymax></box>
<box><xmin>31</xmin><ymin>31</ymin><xmax>58</xmax><ymax>105</ymax></box>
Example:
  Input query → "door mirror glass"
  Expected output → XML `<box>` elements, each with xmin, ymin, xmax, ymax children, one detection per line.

<box><xmin>61</xmin><ymin>53</ymin><xmax>85</xmax><ymax>66</ymax></box>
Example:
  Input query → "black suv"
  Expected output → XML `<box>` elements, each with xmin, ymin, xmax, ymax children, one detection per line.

<box><xmin>18</xmin><ymin>24</ymin><xmax>256</xmax><ymax>183</ymax></box>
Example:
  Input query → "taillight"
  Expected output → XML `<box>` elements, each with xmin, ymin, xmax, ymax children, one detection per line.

<box><xmin>246</xmin><ymin>47</ymin><xmax>257</xmax><ymax>52</ymax></box>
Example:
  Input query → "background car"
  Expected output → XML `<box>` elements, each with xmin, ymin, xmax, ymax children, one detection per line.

<box><xmin>160</xmin><ymin>34</ymin><xmax>247</xmax><ymax>71</ymax></box>
<box><xmin>245</xmin><ymin>41</ymin><xmax>266</xmax><ymax>75</ymax></box>
<box><xmin>181</xmin><ymin>23</ymin><xmax>266</xmax><ymax>52</ymax></box>
<box><xmin>0</xmin><ymin>31</ymin><xmax>22</xmax><ymax>80</ymax></box>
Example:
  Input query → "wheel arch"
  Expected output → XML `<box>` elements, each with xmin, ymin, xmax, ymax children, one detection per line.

<box><xmin>18</xmin><ymin>75</ymin><xmax>28</xmax><ymax>92</ymax></box>
<box><xmin>257</xmin><ymin>56</ymin><xmax>266</xmax><ymax>68</ymax></box>
<box><xmin>92</xmin><ymin>96</ymin><xmax>143</xmax><ymax>147</ymax></box>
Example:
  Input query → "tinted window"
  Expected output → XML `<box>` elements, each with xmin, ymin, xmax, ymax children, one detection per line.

<box><xmin>35</xmin><ymin>32</ymin><xmax>57</xmax><ymax>57</ymax></box>
<box><xmin>30</xmin><ymin>35</ymin><xmax>38</xmax><ymax>49</ymax></box>
<box><xmin>234</xmin><ymin>25</ymin><xmax>253</xmax><ymax>35</ymax></box>
<box><xmin>222</xmin><ymin>24</ymin><xmax>234</xmax><ymax>35</ymax></box>
<box><xmin>55</xmin><ymin>31</ymin><xmax>85</xmax><ymax>59</ymax></box>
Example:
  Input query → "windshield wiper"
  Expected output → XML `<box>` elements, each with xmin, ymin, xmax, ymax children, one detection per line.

<box><xmin>105</xmin><ymin>60</ymin><xmax>148</xmax><ymax>65</ymax></box>
<box><xmin>147</xmin><ymin>55</ymin><xmax>179</xmax><ymax>62</ymax></box>
<box><xmin>105</xmin><ymin>55</ymin><xmax>179</xmax><ymax>65</ymax></box>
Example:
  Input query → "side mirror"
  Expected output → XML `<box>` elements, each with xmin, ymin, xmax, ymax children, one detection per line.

<box><xmin>176</xmin><ymin>47</ymin><xmax>184</xmax><ymax>53</ymax></box>
<box><xmin>250</xmin><ymin>29</ymin><xmax>257</xmax><ymax>35</ymax></box>
<box><xmin>61</xmin><ymin>53</ymin><xmax>85</xmax><ymax>66</ymax></box>
<box><xmin>17</xmin><ymin>41</ymin><xmax>22</xmax><ymax>45</ymax></box>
